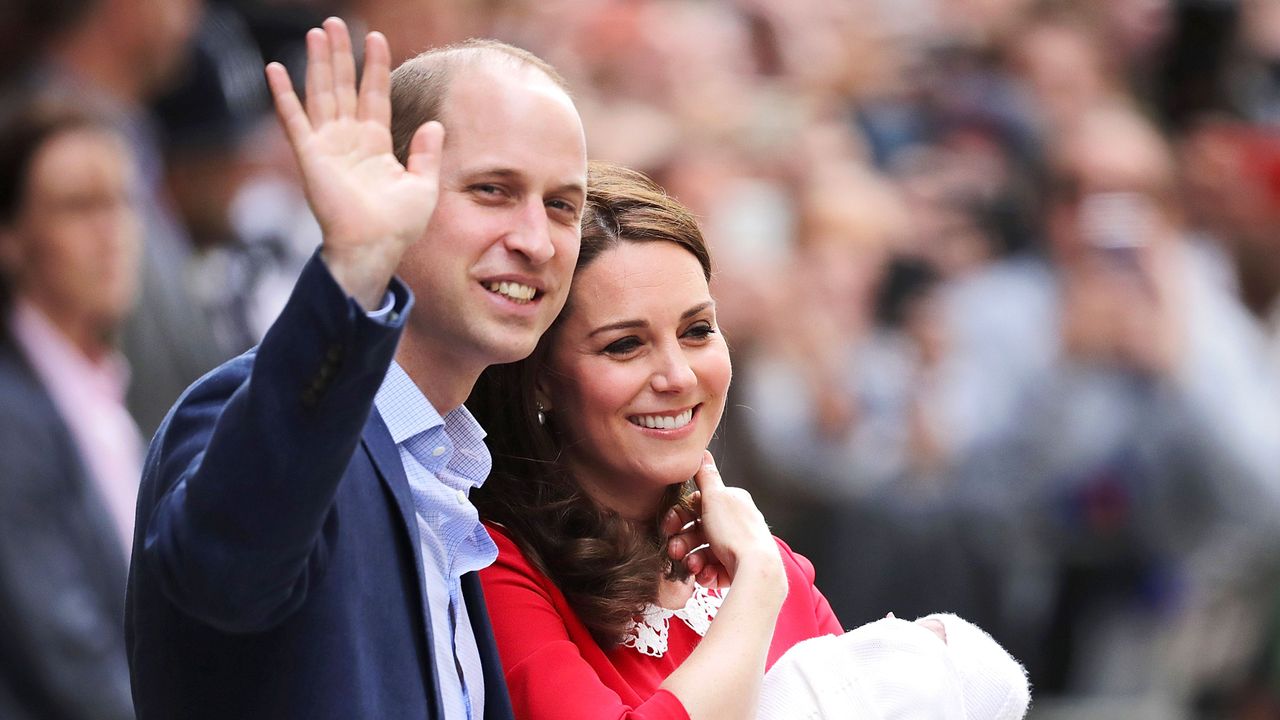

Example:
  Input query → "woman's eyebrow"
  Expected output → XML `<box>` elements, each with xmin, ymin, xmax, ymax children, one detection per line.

<box><xmin>589</xmin><ymin>319</ymin><xmax>646</xmax><ymax>337</ymax></box>
<box><xmin>681</xmin><ymin>301</ymin><xmax>713</xmax><ymax>320</ymax></box>
<box><xmin>588</xmin><ymin>302</ymin><xmax>714</xmax><ymax>337</ymax></box>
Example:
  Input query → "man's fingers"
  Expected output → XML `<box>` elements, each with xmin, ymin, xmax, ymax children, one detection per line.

<box><xmin>692</xmin><ymin>451</ymin><xmax>725</xmax><ymax>495</ymax></box>
<box><xmin>357</xmin><ymin>31</ymin><xmax>391</xmax><ymax>125</ymax></box>
<box><xmin>266</xmin><ymin>62</ymin><xmax>311</xmax><ymax>149</ymax></box>
<box><xmin>405</xmin><ymin>121</ymin><xmax>444</xmax><ymax>178</ymax></box>
<box><xmin>304</xmin><ymin>27</ymin><xmax>337</xmax><ymax>123</ymax></box>
<box><xmin>324</xmin><ymin>17</ymin><xmax>359</xmax><ymax>118</ymax></box>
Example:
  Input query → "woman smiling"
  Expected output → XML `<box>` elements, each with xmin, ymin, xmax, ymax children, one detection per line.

<box><xmin>468</xmin><ymin>163</ymin><xmax>1028</xmax><ymax>719</ymax></box>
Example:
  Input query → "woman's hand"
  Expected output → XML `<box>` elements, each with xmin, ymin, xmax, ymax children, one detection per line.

<box><xmin>264</xmin><ymin>17</ymin><xmax>444</xmax><ymax>309</ymax></box>
<box><xmin>664</xmin><ymin>452</ymin><xmax>784</xmax><ymax>595</ymax></box>
<box><xmin>657</xmin><ymin>452</ymin><xmax>789</xmax><ymax>719</ymax></box>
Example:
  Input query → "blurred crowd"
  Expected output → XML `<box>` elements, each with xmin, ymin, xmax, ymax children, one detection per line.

<box><xmin>4</xmin><ymin>0</ymin><xmax>1280</xmax><ymax>718</ymax></box>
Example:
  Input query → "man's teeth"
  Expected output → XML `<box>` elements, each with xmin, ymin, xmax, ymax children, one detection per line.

<box><xmin>629</xmin><ymin>408</ymin><xmax>694</xmax><ymax>430</ymax></box>
<box><xmin>485</xmin><ymin>281</ymin><xmax>536</xmax><ymax>303</ymax></box>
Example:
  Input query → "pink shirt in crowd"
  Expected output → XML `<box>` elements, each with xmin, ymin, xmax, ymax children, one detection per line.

<box><xmin>10</xmin><ymin>300</ymin><xmax>143</xmax><ymax>554</ymax></box>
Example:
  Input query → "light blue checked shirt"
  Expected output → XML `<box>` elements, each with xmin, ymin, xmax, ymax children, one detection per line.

<box><xmin>373</xmin><ymin>361</ymin><xmax>498</xmax><ymax>720</ymax></box>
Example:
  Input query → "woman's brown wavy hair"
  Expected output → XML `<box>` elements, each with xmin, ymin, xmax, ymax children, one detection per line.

<box><xmin>468</xmin><ymin>161</ymin><xmax>711</xmax><ymax>647</ymax></box>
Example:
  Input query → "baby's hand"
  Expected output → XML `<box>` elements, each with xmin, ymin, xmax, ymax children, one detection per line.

<box><xmin>886</xmin><ymin>611</ymin><xmax>948</xmax><ymax>644</ymax></box>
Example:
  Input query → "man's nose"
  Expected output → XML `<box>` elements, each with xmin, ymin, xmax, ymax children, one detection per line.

<box><xmin>503</xmin><ymin>199</ymin><xmax>556</xmax><ymax>264</ymax></box>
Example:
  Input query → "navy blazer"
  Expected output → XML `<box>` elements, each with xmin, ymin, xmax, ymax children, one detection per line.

<box><xmin>0</xmin><ymin>334</ymin><xmax>134</xmax><ymax>720</ymax></box>
<box><xmin>126</xmin><ymin>256</ymin><xmax>514</xmax><ymax>719</ymax></box>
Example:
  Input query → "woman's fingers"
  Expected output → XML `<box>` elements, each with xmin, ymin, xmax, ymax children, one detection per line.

<box><xmin>683</xmin><ymin>547</ymin><xmax>706</xmax><ymax>575</ymax></box>
<box><xmin>662</xmin><ymin>501</ymin><xmax>698</xmax><ymax>537</ymax></box>
<box><xmin>666</xmin><ymin>524</ymin><xmax>707</xmax><ymax>560</ymax></box>
<box><xmin>666</xmin><ymin>452</ymin><xmax>741</xmax><ymax>584</ymax></box>
<box><xmin>695</xmin><ymin>563</ymin><xmax>721</xmax><ymax>589</ymax></box>
<box><xmin>692</xmin><ymin>451</ymin><xmax>725</xmax><ymax>495</ymax></box>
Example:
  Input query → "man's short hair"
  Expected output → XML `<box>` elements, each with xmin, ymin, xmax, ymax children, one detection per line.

<box><xmin>0</xmin><ymin>94</ymin><xmax>116</xmax><ymax>320</ymax></box>
<box><xmin>0</xmin><ymin>94</ymin><xmax>116</xmax><ymax>225</ymax></box>
<box><xmin>389</xmin><ymin>39</ymin><xmax>570</xmax><ymax>165</ymax></box>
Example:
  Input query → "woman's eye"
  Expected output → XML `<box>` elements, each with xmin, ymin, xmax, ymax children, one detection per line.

<box><xmin>684</xmin><ymin>322</ymin><xmax>716</xmax><ymax>340</ymax></box>
<box><xmin>603</xmin><ymin>337</ymin><xmax>642</xmax><ymax>355</ymax></box>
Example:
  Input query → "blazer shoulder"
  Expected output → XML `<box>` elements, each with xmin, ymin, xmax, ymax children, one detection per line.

<box><xmin>0</xmin><ymin>345</ymin><xmax>87</xmax><ymax>495</ymax></box>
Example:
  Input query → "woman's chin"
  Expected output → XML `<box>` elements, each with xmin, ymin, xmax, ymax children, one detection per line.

<box><xmin>673</xmin><ymin>454</ymin><xmax>706</xmax><ymax>484</ymax></box>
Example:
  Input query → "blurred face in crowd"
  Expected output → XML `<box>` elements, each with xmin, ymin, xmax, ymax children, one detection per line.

<box><xmin>796</xmin><ymin>168</ymin><xmax>903</xmax><ymax>329</ymax></box>
<box><xmin>127</xmin><ymin>0</ymin><xmax>203</xmax><ymax>95</ymax></box>
<box><xmin>1094</xmin><ymin>0</ymin><xmax>1172</xmax><ymax>64</ymax></box>
<box><xmin>1011</xmin><ymin>21</ymin><xmax>1111</xmax><ymax>132</ymax></box>
<box><xmin>2</xmin><ymin>128</ymin><xmax>141</xmax><ymax>351</ymax></box>
<box><xmin>1047</xmin><ymin>105</ymin><xmax>1177</xmax><ymax>264</ymax></box>
<box><xmin>1241</xmin><ymin>0</ymin><xmax>1280</xmax><ymax>60</ymax></box>
<box><xmin>540</xmin><ymin>240</ymin><xmax>731</xmax><ymax>518</ymax></box>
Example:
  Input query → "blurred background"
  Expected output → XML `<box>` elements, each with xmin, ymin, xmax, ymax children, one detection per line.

<box><xmin>4</xmin><ymin>0</ymin><xmax>1280</xmax><ymax>718</ymax></box>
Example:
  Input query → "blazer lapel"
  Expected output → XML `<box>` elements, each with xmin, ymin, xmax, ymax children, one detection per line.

<box><xmin>361</xmin><ymin>409</ymin><xmax>446</xmax><ymax>719</ymax></box>
<box><xmin>462</xmin><ymin>572</ymin><xmax>515</xmax><ymax>720</ymax></box>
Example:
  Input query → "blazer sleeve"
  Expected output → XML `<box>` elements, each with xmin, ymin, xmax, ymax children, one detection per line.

<box><xmin>134</xmin><ymin>253</ymin><xmax>410</xmax><ymax>632</ymax></box>
<box><xmin>479</xmin><ymin>529</ymin><xmax>690</xmax><ymax>720</ymax></box>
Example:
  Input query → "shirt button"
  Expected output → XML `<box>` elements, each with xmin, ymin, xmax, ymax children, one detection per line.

<box><xmin>432</xmin><ymin>446</ymin><xmax>446</xmax><ymax>457</ymax></box>
<box><xmin>455</xmin><ymin>490</ymin><xmax>468</xmax><ymax>505</ymax></box>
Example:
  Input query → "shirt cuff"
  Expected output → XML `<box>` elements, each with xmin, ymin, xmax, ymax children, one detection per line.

<box><xmin>365</xmin><ymin>291</ymin><xmax>397</xmax><ymax>321</ymax></box>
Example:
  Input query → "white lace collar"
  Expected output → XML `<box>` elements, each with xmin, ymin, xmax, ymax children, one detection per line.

<box><xmin>622</xmin><ymin>584</ymin><xmax>726</xmax><ymax>658</ymax></box>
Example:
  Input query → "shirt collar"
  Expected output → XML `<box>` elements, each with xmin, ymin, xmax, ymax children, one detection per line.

<box><xmin>376</xmin><ymin>361</ymin><xmax>446</xmax><ymax>444</ymax></box>
<box><xmin>374</xmin><ymin>361</ymin><xmax>490</xmax><ymax>486</ymax></box>
<box><xmin>9</xmin><ymin>299</ymin><xmax>130</xmax><ymax>402</ymax></box>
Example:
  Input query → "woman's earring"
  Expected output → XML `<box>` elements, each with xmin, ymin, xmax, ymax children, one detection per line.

<box><xmin>536</xmin><ymin>403</ymin><xmax>547</xmax><ymax>426</ymax></box>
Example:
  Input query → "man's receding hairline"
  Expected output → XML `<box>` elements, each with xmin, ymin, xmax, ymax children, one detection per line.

<box><xmin>398</xmin><ymin>40</ymin><xmax>571</xmax><ymax>97</ymax></box>
<box><xmin>388</xmin><ymin>40</ymin><xmax>572</xmax><ymax>165</ymax></box>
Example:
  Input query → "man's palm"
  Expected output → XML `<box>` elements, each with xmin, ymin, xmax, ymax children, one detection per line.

<box><xmin>297</xmin><ymin>119</ymin><xmax>438</xmax><ymax>253</ymax></box>
<box><xmin>265</xmin><ymin>18</ymin><xmax>443</xmax><ymax>305</ymax></box>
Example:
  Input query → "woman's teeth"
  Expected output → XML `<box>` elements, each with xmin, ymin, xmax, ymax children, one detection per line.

<box><xmin>629</xmin><ymin>408</ymin><xmax>694</xmax><ymax>430</ymax></box>
<box><xmin>486</xmin><ymin>281</ymin><xmax>536</xmax><ymax>303</ymax></box>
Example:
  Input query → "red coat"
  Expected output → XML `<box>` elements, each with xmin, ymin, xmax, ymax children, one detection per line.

<box><xmin>480</xmin><ymin>523</ymin><xmax>844</xmax><ymax>720</ymax></box>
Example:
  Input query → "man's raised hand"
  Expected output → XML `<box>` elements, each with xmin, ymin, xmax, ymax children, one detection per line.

<box><xmin>265</xmin><ymin>18</ymin><xmax>443</xmax><ymax>309</ymax></box>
